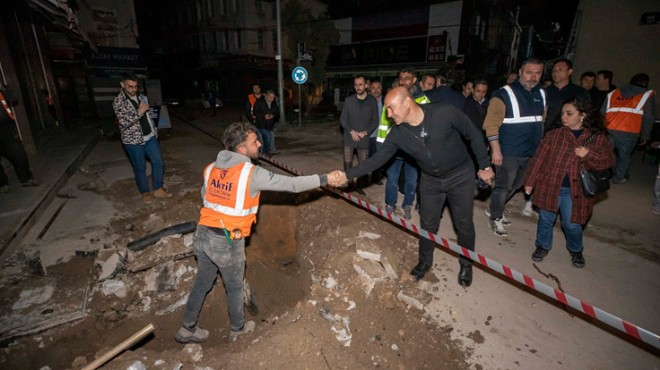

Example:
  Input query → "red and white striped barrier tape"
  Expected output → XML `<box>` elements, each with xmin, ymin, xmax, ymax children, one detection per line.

<box><xmin>258</xmin><ymin>153</ymin><xmax>660</xmax><ymax>350</ymax></box>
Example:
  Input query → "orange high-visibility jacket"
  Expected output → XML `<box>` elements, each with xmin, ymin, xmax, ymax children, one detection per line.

<box><xmin>0</xmin><ymin>91</ymin><xmax>16</xmax><ymax>121</ymax></box>
<box><xmin>605</xmin><ymin>89</ymin><xmax>655</xmax><ymax>134</ymax></box>
<box><xmin>198</xmin><ymin>161</ymin><xmax>260</xmax><ymax>237</ymax></box>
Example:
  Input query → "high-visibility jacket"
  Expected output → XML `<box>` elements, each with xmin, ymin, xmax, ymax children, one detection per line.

<box><xmin>605</xmin><ymin>89</ymin><xmax>655</xmax><ymax>134</ymax></box>
<box><xmin>376</xmin><ymin>93</ymin><xmax>430</xmax><ymax>143</ymax></box>
<box><xmin>247</xmin><ymin>94</ymin><xmax>258</xmax><ymax>113</ymax></box>
<box><xmin>198</xmin><ymin>161</ymin><xmax>261</xmax><ymax>237</ymax></box>
<box><xmin>0</xmin><ymin>92</ymin><xmax>16</xmax><ymax>121</ymax></box>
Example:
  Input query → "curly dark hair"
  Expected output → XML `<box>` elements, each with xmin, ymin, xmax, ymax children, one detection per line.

<box><xmin>222</xmin><ymin>122</ymin><xmax>258</xmax><ymax>151</ymax></box>
<box><xmin>550</xmin><ymin>95</ymin><xmax>608</xmax><ymax>134</ymax></box>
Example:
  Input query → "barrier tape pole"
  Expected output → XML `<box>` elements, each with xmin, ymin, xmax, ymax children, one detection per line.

<box><xmin>258</xmin><ymin>153</ymin><xmax>660</xmax><ymax>350</ymax></box>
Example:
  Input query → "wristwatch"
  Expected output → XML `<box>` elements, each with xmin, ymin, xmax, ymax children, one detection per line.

<box><xmin>482</xmin><ymin>167</ymin><xmax>491</xmax><ymax>171</ymax></box>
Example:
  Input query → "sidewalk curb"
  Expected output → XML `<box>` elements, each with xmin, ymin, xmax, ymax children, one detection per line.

<box><xmin>0</xmin><ymin>131</ymin><xmax>101</xmax><ymax>259</ymax></box>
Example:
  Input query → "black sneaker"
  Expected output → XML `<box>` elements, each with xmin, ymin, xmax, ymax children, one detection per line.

<box><xmin>570</xmin><ymin>252</ymin><xmax>585</xmax><ymax>268</ymax></box>
<box><xmin>531</xmin><ymin>247</ymin><xmax>549</xmax><ymax>262</ymax></box>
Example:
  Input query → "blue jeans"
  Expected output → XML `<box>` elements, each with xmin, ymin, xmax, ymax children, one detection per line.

<box><xmin>123</xmin><ymin>137</ymin><xmax>164</xmax><ymax>194</ymax></box>
<box><xmin>385</xmin><ymin>157</ymin><xmax>418</xmax><ymax>208</ymax></box>
<box><xmin>182</xmin><ymin>225</ymin><xmax>246</xmax><ymax>331</ymax></box>
<box><xmin>257</xmin><ymin>128</ymin><xmax>272</xmax><ymax>155</ymax></box>
<box><xmin>489</xmin><ymin>156</ymin><xmax>530</xmax><ymax>219</ymax></box>
<box><xmin>535</xmin><ymin>187</ymin><xmax>583</xmax><ymax>253</ymax></box>
<box><xmin>609</xmin><ymin>130</ymin><xmax>638</xmax><ymax>182</ymax></box>
<box><xmin>418</xmin><ymin>162</ymin><xmax>476</xmax><ymax>267</ymax></box>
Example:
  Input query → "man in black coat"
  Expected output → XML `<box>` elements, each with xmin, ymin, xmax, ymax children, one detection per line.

<box><xmin>252</xmin><ymin>90</ymin><xmax>279</xmax><ymax>155</ymax></box>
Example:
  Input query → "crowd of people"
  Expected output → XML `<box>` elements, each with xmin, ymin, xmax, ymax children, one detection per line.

<box><xmin>331</xmin><ymin>57</ymin><xmax>656</xmax><ymax>283</ymax></box>
<box><xmin>130</xmin><ymin>62</ymin><xmax>652</xmax><ymax>344</ymax></box>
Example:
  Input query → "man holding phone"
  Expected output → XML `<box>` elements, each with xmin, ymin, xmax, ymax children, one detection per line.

<box><xmin>113</xmin><ymin>73</ymin><xmax>172</xmax><ymax>203</ymax></box>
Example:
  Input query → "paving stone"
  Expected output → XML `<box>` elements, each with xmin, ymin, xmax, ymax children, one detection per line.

<box><xmin>397</xmin><ymin>287</ymin><xmax>433</xmax><ymax>310</ymax></box>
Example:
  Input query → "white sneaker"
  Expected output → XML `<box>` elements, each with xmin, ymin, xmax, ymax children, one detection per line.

<box><xmin>521</xmin><ymin>200</ymin><xmax>534</xmax><ymax>217</ymax></box>
<box><xmin>229</xmin><ymin>320</ymin><xmax>255</xmax><ymax>342</ymax></box>
<box><xmin>485</xmin><ymin>208</ymin><xmax>512</xmax><ymax>226</ymax></box>
<box><xmin>489</xmin><ymin>218</ymin><xmax>508</xmax><ymax>237</ymax></box>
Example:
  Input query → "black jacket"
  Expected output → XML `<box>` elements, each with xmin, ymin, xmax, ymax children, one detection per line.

<box><xmin>253</xmin><ymin>97</ymin><xmax>279</xmax><ymax>130</ymax></box>
<box><xmin>346</xmin><ymin>103</ymin><xmax>490</xmax><ymax>179</ymax></box>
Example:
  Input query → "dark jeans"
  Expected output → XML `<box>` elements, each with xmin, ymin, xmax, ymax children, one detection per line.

<box><xmin>182</xmin><ymin>225</ymin><xmax>246</xmax><ymax>331</ymax></box>
<box><xmin>0</xmin><ymin>134</ymin><xmax>33</xmax><ymax>186</ymax></box>
<box><xmin>609</xmin><ymin>130</ymin><xmax>638</xmax><ymax>182</ymax></box>
<box><xmin>123</xmin><ymin>136</ymin><xmax>164</xmax><ymax>194</ymax></box>
<box><xmin>489</xmin><ymin>156</ymin><xmax>530</xmax><ymax>219</ymax></box>
<box><xmin>419</xmin><ymin>161</ymin><xmax>476</xmax><ymax>267</ymax></box>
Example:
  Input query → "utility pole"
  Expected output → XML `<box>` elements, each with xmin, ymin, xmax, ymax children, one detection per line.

<box><xmin>275</xmin><ymin>0</ymin><xmax>286</xmax><ymax>125</ymax></box>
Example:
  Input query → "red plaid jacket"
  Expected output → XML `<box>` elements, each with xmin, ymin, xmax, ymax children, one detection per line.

<box><xmin>524</xmin><ymin>126</ymin><xmax>615</xmax><ymax>224</ymax></box>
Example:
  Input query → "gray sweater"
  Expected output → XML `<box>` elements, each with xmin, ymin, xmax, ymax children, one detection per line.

<box><xmin>201</xmin><ymin>150</ymin><xmax>326</xmax><ymax>199</ymax></box>
<box><xmin>340</xmin><ymin>94</ymin><xmax>379</xmax><ymax>149</ymax></box>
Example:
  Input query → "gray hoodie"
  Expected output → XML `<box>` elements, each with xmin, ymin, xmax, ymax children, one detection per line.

<box><xmin>201</xmin><ymin>150</ymin><xmax>327</xmax><ymax>199</ymax></box>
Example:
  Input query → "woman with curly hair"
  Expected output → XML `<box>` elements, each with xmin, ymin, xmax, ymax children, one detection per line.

<box><xmin>523</xmin><ymin>96</ymin><xmax>615</xmax><ymax>268</ymax></box>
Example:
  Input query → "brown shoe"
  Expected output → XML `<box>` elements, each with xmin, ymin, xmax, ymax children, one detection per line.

<box><xmin>142</xmin><ymin>193</ymin><xmax>153</xmax><ymax>204</ymax></box>
<box><xmin>153</xmin><ymin>188</ymin><xmax>173</xmax><ymax>199</ymax></box>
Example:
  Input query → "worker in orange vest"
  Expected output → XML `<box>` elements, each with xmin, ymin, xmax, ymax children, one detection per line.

<box><xmin>176</xmin><ymin>121</ymin><xmax>344</xmax><ymax>344</ymax></box>
<box><xmin>0</xmin><ymin>86</ymin><xmax>38</xmax><ymax>194</ymax></box>
<box><xmin>603</xmin><ymin>73</ymin><xmax>656</xmax><ymax>184</ymax></box>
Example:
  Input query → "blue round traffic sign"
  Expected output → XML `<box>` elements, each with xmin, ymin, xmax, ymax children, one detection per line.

<box><xmin>292</xmin><ymin>66</ymin><xmax>308</xmax><ymax>85</ymax></box>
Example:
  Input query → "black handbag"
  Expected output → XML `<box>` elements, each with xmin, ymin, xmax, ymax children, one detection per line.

<box><xmin>579</xmin><ymin>133</ymin><xmax>613</xmax><ymax>198</ymax></box>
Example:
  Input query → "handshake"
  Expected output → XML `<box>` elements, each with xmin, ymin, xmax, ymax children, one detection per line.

<box><xmin>326</xmin><ymin>170</ymin><xmax>348</xmax><ymax>187</ymax></box>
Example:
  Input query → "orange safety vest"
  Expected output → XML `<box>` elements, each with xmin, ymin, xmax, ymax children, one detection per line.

<box><xmin>605</xmin><ymin>89</ymin><xmax>655</xmax><ymax>134</ymax></box>
<box><xmin>198</xmin><ymin>161</ymin><xmax>261</xmax><ymax>237</ymax></box>
<box><xmin>0</xmin><ymin>91</ymin><xmax>16</xmax><ymax>121</ymax></box>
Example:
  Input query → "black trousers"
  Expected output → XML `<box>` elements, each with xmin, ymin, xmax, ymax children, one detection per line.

<box><xmin>418</xmin><ymin>161</ymin><xmax>475</xmax><ymax>267</ymax></box>
<box><xmin>0</xmin><ymin>133</ymin><xmax>32</xmax><ymax>186</ymax></box>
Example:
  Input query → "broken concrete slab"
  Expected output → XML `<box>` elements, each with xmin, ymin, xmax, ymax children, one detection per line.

<box><xmin>379</xmin><ymin>246</ymin><xmax>401</xmax><ymax>281</ymax></box>
<box><xmin>101</xmin><ymin>279</ymin><xmax>127</xmax><ymax>298</ymax></box>
<box><xmin>0</xmin><ymin>276</ymin><xmax>89</xmax><ymax>342</ymax></box>
<box><xmin>126</xmin><ymin>235</ymin><xmax>193</xmax><ymax>273</ymax></box>
<box><xmin>97</xmin><ymin>252</ymin><xmax>124</xmax><ymax>281</ymax></box>
<box><xmin>353</xmin><ymin>259</ymin><xmax>387</xmax><ymax>283</ymax></box>
<box><xmin>397</xmin><ymin>288</ymin><xmax>433</xmax><ymax>311</ymax></box>
<box><xmin>353</xmin><ymin>259</ymin><xmax>387</xmax><ymax>296</ymax></box>
<box><xmin>356</xmin><ymin>238</ymin><xmax>381</xmax><ymax>262</ymax></box>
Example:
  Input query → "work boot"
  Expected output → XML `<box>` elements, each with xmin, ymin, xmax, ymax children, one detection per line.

<box><xmin>153</xmin><ymin>188</ymin><xmax>173</xmax><ymax>199</ymax></box>
<box><xmin>142</xmin><ymin>193</ymin><xmax>153</xmax><ymax>204</ymax></box>
<box><xmin>229</xmin><ymin>320</ymin><xmax>255</xmax><ymax>342</ymax></box>
<box><xmin>410</xmin><ymin>262</ymin><xmax>431</xmax><ymax>280</ymax></box>
<box><xmin>385</xmin><ymin>205</ymin><xmax>396</xmax><ymax>214</ymax></box>
<box><xmin>175</xmin><ymin>325</ymin><xmax>209</xmax><ymax>343</ymax></box>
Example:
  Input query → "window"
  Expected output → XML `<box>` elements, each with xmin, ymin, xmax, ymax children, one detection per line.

<box><xmin>216</xmin><ymin>30</ymin><xmax>225</xmax><ymax>50</ymax></box>
<box><xmin>255</xmin><ymin>0</ymin><xmax>263</xmax><ymax>13</ymax></box>
<box><xmin>272</xmin><ymin>30</ymin><xmax>277</xmax><ymax>53</ymax></box>
<box><xmin>206</xmin><ymin>0</ymin><xmax>213</xmax><ymax>18</ymax></box>
<box><xmin>219</xmin><ymin>0</ymin><xmax>226</xmax><ymax>15</ymax></box>
<box><xmin>272</xmin><ymin>2</ymin><xmax>277</xmax><ymax>20</ymax></box>
<box><xmin>257</xmin><ymin>30</ymin><xmax>264</xmax><ymax>49</ymax></box>
<box><xmin>232</xmin><ymin>0</ymin><xmax>239</xmax><ymax>13</ymax></box>
<box><xmin>196</xmin><ymin>1</ymin><xmax>202</xmax><ymax>21</ymax></box>
<box><xmin>235</xmin><ymin>30</ymin><xmax>242</xmax><ymax>49</ymax></box>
